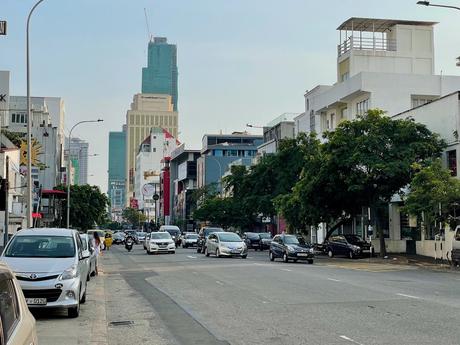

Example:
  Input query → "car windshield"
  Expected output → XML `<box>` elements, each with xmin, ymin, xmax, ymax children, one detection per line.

<box><xmin>246</xmin><ymin>233</ymin><xmax>259</xmax><ymax>239</ymax></box>
<box><xmin>166</xmin><ymin>229</ymin><xmax>180</xmax><ymax>236</ymax></box>
<box><xmin>151</xmin><ymin>233</ymin><xmax>171</xmax><ymax>240</ymax></box>
<box><xmin>344</xmin><ymin>235</ymin><xmax>364</xmax><ymax>244</ymax></box>
<box><xmin>204</xmin><ymin>228</ymin><xmax>223</xmax><ymax>236</ymax></box>
<box><xmin>80</xmin><ymin>236</ymin><xmax>88</xmax><ymax>250</ymax></box>
<box><xmin>137</xmin><ymin>232</ymin><xmax>146</xmax><ymax>236</ymax></box>
<box><xmin>258</xmin><ymin>233</ymin><xmax>271</xmax><ymax>239</ymax></box>
<box><xmin>283</xmin><ymin>236</ymin><xmax>299</xmax><ymax>245</ymax></box>
<box><xmin>5</xmin><ymin>235</ymin><xmax>76</xmax><ymax>258</ymax></box>
<box><xmin>186</xmin><ymin>234</ymin><xmax>198</xmax><ymax>239</ymax></box>
<box><xmin>218</xmin><ymin>233</ymin><xmax>242</xmax><ymax>242</ymax></box>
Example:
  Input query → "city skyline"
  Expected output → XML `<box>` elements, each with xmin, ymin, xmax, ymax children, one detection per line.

<box><xmin>2</xmin><ymin>0</ymin><xmax>460</xmax><ymax>191</ymax></box>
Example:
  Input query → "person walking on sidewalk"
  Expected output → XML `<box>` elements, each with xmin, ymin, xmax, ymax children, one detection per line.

<box><xmin>93</xmin><ymin>231</ymin><xmax>102</xmax><ymax>276</ymax></box>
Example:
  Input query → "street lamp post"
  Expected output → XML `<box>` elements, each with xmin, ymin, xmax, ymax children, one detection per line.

<box><xmin>66</xmin><ymin>119</ymin><xmax>103</xmax><ymax>228</ymax></box>
<box><xmin>416</xmin><ymin>1</ymin><xmax>460</xmax><ymax>11</ymax></box>
<box><xmin>26</xmin><ymin>0</ymin><xmax>46</xmax><ymax>228</ymax></box>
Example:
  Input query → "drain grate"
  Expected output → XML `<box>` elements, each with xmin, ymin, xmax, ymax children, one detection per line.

<box><xmin>109</xmin><ymin>320</ymin><xmax>134</xmax><ymax>327</ymax></box>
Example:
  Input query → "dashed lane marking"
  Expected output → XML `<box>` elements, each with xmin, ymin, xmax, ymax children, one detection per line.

<box><xmin>187</xmin><ymin>255</ymin><xmax>197</xmax><ymax>259</ymax></box>
<box><xmin>396</xmin><ymin>293</ymin><xmax>420</xmax><ymax>299</ymax></box>
<box><xmin>281</xmin><ymin>268</ymin><xmax>292</xmax><ymax>272</ymax></box>
<box><xmin>339</xmin><ymin>335</ymin><xmax>365</xmax><ymax>345</ymax></box>
<box><xmin>327</xmin><ymin>278</ymin><xmax>341</xmax><ymax>282</ymax></box>
<box><xmin>215</xmin><ymin>280</ymin><xmax>224</xmax><ymax>286</ymax></box>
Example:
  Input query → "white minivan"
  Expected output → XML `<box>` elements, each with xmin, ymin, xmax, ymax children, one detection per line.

<box><xmin>1</xmin><ymin>228</ymin><xmax>89</xmax><ymax>318</ymax></box>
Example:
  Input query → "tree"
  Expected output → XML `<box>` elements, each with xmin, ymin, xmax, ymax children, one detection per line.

<box><xmin>403</xmin><ymin>159</ymin><xmax>460</xmax><ymax>231</ymax></box>
<box><xmin>278</xmin><ymin>110</ymin><xmax>445</xmax><ymax>256</ymax></box>
<box><xmin>55</xmin><ymin>184</ymin><xmax>110</xmax><ymax>231</ymax></box>
<box><xmin>122</xmin><ymin>207</ymin><xmax>147</xmax><ymax>228</ymax></box>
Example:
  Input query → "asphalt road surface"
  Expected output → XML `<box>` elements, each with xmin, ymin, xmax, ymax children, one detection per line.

<box><xmin>98</xmin><ymin>245</ymin><xmax>460</xmax><ymax>345</ymax></box>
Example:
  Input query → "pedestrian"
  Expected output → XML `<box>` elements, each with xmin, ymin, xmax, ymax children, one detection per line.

<box><xmin>93</xmin><ymin>231</ymin><xmax>102</xmax><ymax>276</ymax></box>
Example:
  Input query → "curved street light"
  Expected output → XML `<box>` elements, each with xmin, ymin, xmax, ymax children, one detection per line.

<box><xmin>66</xmin><ymin>119</ymin><xmax>103</xmax><ymax>228</ymax></box>
<box><xmin>26</xmin><ymin>0</ymin><xmax>46</xmax><ymax>228</ymax></box>
<box><xmin>416</xmin><ymin>1</ymin><xmax>460</xmax><ymax>10</ymax></box>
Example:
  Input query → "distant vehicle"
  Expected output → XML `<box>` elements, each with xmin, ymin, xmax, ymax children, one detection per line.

<box><xmin>159</xmin><ymin>225</ymin><xmax>181</xmax><ymax>246</ymax></box>
<box><xmin>258</xmin><ymin>233</ymin><xmax>273</xmax><ymax>250</ymax></box>
<box><xmin>205</xmin><ymin>232</ymin><xmax>247</xmax><ymax>258</ymax></box>
<box><xmin>326</xmin><ymin>234</ymin><xmax>372</xmax><ymax>259</ymax></box>
<box><xmin>197</xmin><ymin>227</ymin><xmax>224</xmax><ymax>253</ymax></box>
<box><xmin>112</xmin><ymin>231</ymin><xmax>125</xmax><ymax>245</ymax></box>
<box><xmin>0</xmin><ymin>262</ymin><xmax>38</xmax><ymax>345</ymax></box>
<box><xmin>146</xmin><ymin>232</ymin><xmax>176</xmax><ymax>255</ymax></box>
<box><xmin>182</xmin><ymin>233</ymin><xmax>198</xmax><ymax>248</ymax></box>
<box><xmin>0</xmin><ymin>228</ymin><xmax>90</xmax><ymax>318</ymax></box>
<box><xmin>451</xmin><ymin>226</ymin><xmax>460</xmax><ymax>266</ymax></box>
<box><xmin>124</xmin><ymin>230</ymin><xmax>139</xmax><ymax>244</ymax></box>
<box><xmin>243</xmin><ymin>232</ymin><xmax>262</xmax><ymax>250</ymax></box>
<box><xmin>79</xmin><ymin>234</ymin><xmax>97</xmax><ymax>280</ymax></box>
<box><xmin>136</xmin><ymin>232</ymin><xmax>147</xmax><ymax>243</ymax></box>
<box><xmin>269</xmin><ymin>234</ymin><xmax>314</xmax><ymax>264</ymax></box>
<box><xmin>143</xmin><ymin>233</ymin><xmax>151</xmax><ymax>250</ymax></box>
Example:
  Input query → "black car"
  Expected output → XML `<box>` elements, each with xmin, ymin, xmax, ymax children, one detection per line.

<box><xmin>197</xmin><ymin>227</ymin><xmax>224</xmax><ymax>253</ymax></box>
<box><xmin>258</xmin><ymin>232</ymin><xmax>272</xmax><ymax>250</ymax></box>
<box><xmin>269</xmin><ymin>234</ymin><xmax>314</xmax><ymax>264</ymax></box>
<box><xmin>243</xmin><ymin>232</ymin><xmax>262</xmax><ymax>250</ymax></box>
<box><xmin>325</xmin><ymin>234</ymin><xmax>372</xmax><ymax>259</ymax></box>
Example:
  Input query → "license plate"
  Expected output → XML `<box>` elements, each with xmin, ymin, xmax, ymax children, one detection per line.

<box><xmin>298</xmin><ymin>253</ymin><xmax>309</xmax><ymax>257</ymax></box>
<box><xmin>231</xmin><ymin>250</ymin><xmax>240</xmax><ymax>253</ymax></box>
<box><xmin>26</xmin><ymin>298</ymin><xmax>47</xmax><ymax>305</ymax></box>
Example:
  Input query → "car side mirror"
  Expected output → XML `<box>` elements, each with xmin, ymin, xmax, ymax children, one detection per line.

<box><xmin>81</xmin><ymin>250</ymin><xmax>90</xmax><ymax>260</ymax></box>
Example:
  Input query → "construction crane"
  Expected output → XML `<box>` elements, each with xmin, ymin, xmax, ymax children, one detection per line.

<box><xmin>144</xmin><ymin>8</ymin><xmax>153</xmax><ymax>42</ymax></box>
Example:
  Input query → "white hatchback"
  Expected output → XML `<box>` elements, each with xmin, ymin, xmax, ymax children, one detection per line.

<box><xmin>0</xmin><ymin>262</ymin><xmax>37</xmax><ymax>345</ymax></box>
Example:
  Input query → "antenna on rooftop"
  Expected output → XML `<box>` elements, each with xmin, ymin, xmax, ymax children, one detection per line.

<box><xmin>144</xmin><ymin>8</ymin><xmax>153</xmax><ymax>42</ymax></box>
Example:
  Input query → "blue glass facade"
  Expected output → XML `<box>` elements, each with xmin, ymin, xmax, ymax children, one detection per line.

<box><xmin>108</xmin><ymin>131</ymin><xmax>126</xmax><ymax>209</ymax></box>
<box><xmin>142</xmin><ymin>37</ymin><xmax>178</xmax><ymax>111</ymax></box>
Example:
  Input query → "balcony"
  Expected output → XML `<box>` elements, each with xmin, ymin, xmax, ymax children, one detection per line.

<box><xmin>338</xmin><ymin>36</ymin><xmax>396</xmax><ymax>57</ymax></box>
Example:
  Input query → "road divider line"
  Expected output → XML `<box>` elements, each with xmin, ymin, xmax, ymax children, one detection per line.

<box><xmin>215</xmin><ymin>280</ymin><xmax>224</xmax><ymax>286</ymax></box>
<box><xmin>328</xmin><ymin>278</ymin><xmax>341</xmax><ymax>282</ymax></box>
<box><xmin>187</xmin><ymin>255</ymin><xmax>197</xmax><ymax>259</ymax></box>
<box><xmin>396</xmin><ymin>293</ymin><xmax>420</xmax><ymax>299</ymax></box>
<box><xmin>281</xmin><ymin>268</ymin><xmax>292</xmax><ymax>272</ymax></box>
<box><xmin>339</xmin><ymin>335</ymin><xmax>364</xmax><ymax>345</ymax></box>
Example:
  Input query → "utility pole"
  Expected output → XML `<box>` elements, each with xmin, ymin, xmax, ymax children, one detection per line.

<box><xmin>3</xmin><ymin>156</ymin><xmax>9</xmax><ymax>246</ymax></box>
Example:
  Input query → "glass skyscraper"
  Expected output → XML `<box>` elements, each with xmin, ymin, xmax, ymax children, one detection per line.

<box><xmin>108</xmin><ymin>130</ymin><xmax>126</xmax><ymax>213</ymax></box>
<box><xmin>142</xmin><ymin>37</ymin><xmax>178</xmax><ymax>111</ymax></box>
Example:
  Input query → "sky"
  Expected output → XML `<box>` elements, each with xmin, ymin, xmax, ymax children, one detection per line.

<box><xmin>1</xmin><ymin>0</ymin><xmax>460</xmax><ymax>191</ymax></box>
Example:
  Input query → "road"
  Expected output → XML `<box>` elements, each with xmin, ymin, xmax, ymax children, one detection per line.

<box><xmin>36</xmin><ymin>244</ymin><xmax>460</xmax><ymax>345</ymax></box>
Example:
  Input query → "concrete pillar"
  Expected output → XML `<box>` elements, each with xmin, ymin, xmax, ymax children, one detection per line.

<box><xmin>388</xmin><ymin>203</ymin><xmax>401</xmax><ymax>240</ymax></box>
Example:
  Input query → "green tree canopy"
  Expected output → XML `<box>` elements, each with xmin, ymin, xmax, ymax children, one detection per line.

<box><xmin>122</xmin><ymin>207</ymin><xmax>147</xmax><ymax>228</ymax></box>
<box><xmin>55</xmin><ymin>184</ymin><xmax>110</xmax><ymax>231</ymax></box>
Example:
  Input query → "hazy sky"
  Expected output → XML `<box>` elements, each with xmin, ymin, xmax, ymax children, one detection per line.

<box><xmin>2</xmin><ymin>0</ymin><xmax>460</xmax><ymax>191</ymax></box>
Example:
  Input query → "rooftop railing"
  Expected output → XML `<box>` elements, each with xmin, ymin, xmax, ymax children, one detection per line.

<box><xmin>338</xmin><ymin>36</ymin><xmax>397</xmax><ymax>56</ymax></box>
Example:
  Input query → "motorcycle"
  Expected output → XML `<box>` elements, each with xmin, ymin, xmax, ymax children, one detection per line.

<box><xmin>125</xmin><ymin>237</ymin><xmax>134</xmax><ymax>252</ymax></box>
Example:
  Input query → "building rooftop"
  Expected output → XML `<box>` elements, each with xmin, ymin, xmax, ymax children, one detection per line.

<box><xmin>337</xmin><ymin>17</ymin><xmax>437</xmax><ymax>32</ymax></box>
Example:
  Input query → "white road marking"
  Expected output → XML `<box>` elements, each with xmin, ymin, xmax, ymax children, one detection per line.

<box><xmin>253</xmin><ymin>263</ymin><xmax>264</xmax><ymax>266</ymax></box>
<box><xmin>339</xmin><ymin>335</ymin><xmax>364</xmax><ymax>345</ymax></box>
<box><xmin>396</xmin><ymin>293</ymin><xmax>420</xmax><ymax>299</ymax></box>
<box><xmin>187</xmin><ymin>255</ymin><xmax>197</xmax><ymax>259</ymax></box>
<box><xmin>215</xmin><ymin>280</ymin><xmax>224</xmax><ymax>286</ymax></box>
<box><xmin>281</xmin><ymin>268</ymin><xmax>292</xmax><ymax>272</ymax></box>
<box><xmin>262</xmin><ymin>301</ymin><xmax>268</xmax><ymax>304</ymax></box>
<box><xmin>328</xmin><ymin>278</ymin><xmax>341</xmax><ymax>282</ymax></box>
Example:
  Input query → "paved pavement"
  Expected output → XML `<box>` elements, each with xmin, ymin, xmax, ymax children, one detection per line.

<box><xmin>35</xmin><ymin>244</ymin><xmax>460</xmax><ymax>345</ymax></box>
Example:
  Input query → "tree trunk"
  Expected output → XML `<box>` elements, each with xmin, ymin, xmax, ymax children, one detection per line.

<box><xmin>378</xmin><ymin>226</ymin><xmax>387</xmax><ymax>257</ymax></box>
<box><xmin>324</xmin><ymin>217</ymin><xmax>349</xmax><ymax>240</ymax></box>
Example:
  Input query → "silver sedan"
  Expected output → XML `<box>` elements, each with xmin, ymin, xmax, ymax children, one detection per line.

<box><xmin>205</xmin><ymin>232</ymin><xmax>248</xmax><ymax>258</ymax></box>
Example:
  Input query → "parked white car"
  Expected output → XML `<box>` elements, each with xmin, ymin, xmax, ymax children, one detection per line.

<box><xmin>146</xmin><ymin>232</ymin><xmax>176</xmax><ymax>255</ymax></box>
<box><xmin>79</xmin><ymin>233</ymin><xmax>97</xmax><ymax>280</ymax></box>
<box><xmin>0</xmin><ymin>262</ymin><xmax>38</xmax><ymax>345</ymax></box>
<box><xmin>0</xmin><ymin>228</ymin><xmax>89</xmax><ymax>318</ymax></box>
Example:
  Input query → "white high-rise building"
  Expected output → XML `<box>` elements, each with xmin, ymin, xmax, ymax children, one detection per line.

<box><xmin>66</xmin><ymin>137</ymin><xmax>89</xmax><ymax>185</ymax></box>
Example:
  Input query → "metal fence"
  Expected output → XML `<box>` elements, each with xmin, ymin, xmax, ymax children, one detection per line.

<box><xmin>338</xmin><ymin>36</ymin><xmax>397</xmax><ymax>56</ymax></box>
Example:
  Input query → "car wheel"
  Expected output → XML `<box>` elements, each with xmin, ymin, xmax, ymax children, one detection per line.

<box><xmin>307</xmin><ymin>259</ymin><xmax>314</xmax><ymax>264</ymax></box>
<box><xmin>283</xmin><ymin>253</ymin><xmax>289</xmax><ymax>263</ymax></box>
<box><xmin>293</xmin><ymin>259</ymin><xmax>298</xmax><ymax>263</ymax></box>
<box><xmin>86</xmin><ymin>273</ymin><xmax>90</xmax><ymax>282</ymax></box>
<box><xmin>68</xmin><ymin>290</ymin><xmax>80</xmax><ymax>318</ymax></box>
<box><xmin>80</xmin><ymin>285</ymin><xmax>87</xmax><ymax>304</ymax></box>
<box><xmin>269</xmin><ymin>251</ymin><xmax>275</xmax><ymax>261</ymax></box>
<box><xmin>216</xmin><ymin>248</ymin><xmax>221</xmax><ymax>258</ymax></box>
<box><xmin>348</xmin><ymin>250</ymin><xmax>354</xmax><ymax>259</ymax></box>
<box><xmin>255</xmin><ymin>247</ymin><xmax>258</xmax><ymax>251</ymax></box>
<box><xmin>327</xmin><ymin>249</ymin><xmax>334</xmax><ymax>258</ymax></box>
<box><xmin>242</xmin><ymin>254</ymin><xmax>247</xmax><ymax>259</ymax></box>
<box><xmin>205</xmin><ymin>247</ymin><xmax>210</xmax><ymax>257</ymax></box>
<box><xmin>197</xmin><ymin>247</ymin><xmax>201</xmax><ymax>254</ymax></box>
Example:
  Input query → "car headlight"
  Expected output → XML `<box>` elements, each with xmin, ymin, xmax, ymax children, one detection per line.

<box><xmin>351</xmin><ymin>245</ymin><xmax>360</xmax><ymax>251</ymax></box>
<box><xmin>59</xmin><ymin>265</ymin><xmax>78</xmax><ymax>280</ymax></box>
<box><xmin>287</xmin><ymin>246</ymin><xmax>296</xmax><ymax>253</ymax></box>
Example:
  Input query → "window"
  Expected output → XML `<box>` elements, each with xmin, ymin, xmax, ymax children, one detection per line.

<box><xmin>448</xmin><ymin>150</ymin><xmax>457</xmax><ymax>176</ymax></box>
<box><xmin>356</xmin><ymin>99</ymin><xmax>369</xmax><ymax>116</ymax></box>
<box><xmin>0</xmin><ymin>279</ymin><xmax>20</xmax><ymax>343</ymax></box>
<box><xmin>341</xmin><ymin>72</ymin><xmax>349</xmax><ymax>81</ymax></box>
<box><xmin>306</xmin><ymin>99</ymin><xmax>309</xmax><ymax>111</ymax></box>
<box><xmin>341</xmin><ymin>108</ymin><xmax>347</xmax><ymax>120</ymax></box>
<box><xmin>411</xmin><ymin>96</ymin><xmax>435</xmax><ymax>108</ymax></box>
<box><xmin>309</xmin><ymin>110</ymin><xmax>315</xmax><ymax>133</ymax></box>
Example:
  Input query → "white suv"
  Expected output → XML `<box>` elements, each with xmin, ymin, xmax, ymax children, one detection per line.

<box><xmin>1</xmin><ymin>228</ymin><xmax>89</xmax><ymax>318</ymax></box>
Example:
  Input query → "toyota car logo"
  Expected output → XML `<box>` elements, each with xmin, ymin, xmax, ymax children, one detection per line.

<box><xmin>29</xmin><ymin>273</ymin><xmax>38</xmax><ymax>280</ymax></box>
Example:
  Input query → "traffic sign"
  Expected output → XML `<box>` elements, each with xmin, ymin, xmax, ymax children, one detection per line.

<box><xmin>0</xmin><ymin>21</ymin><xmax>6</xmax><ymax>35</ymax></box>
<box><xmin>153</xmin><ymin>194</ymin><xmax>160</xmax><ymax>201</ymax></box>
<box><xmin>142</xmin><ymin>183</ymin><xmax>155</xmax><ymax>197</ymax></box>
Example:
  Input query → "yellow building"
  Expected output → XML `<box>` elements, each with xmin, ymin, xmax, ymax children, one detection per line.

<box><xmin>125</xmin><ymin>93</ymin><xmax>178</xmax><ymax>200</ymax></box>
